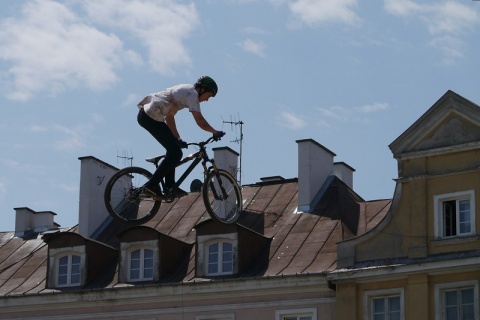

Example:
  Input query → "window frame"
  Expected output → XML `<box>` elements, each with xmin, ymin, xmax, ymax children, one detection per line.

<box><xmin>197</xmin><ymin>233</ymin><xmax>238</xmax><ymax>277</ymax></box>
<box><xmin>207</xmin><ymin>240</ymin><xmax>235</xmax><ymax>276</ymax></box>
<box><xmin>120</xmin><ymin>240</ymin><xmax>159</xmax><ymax>283</ymax></box>
<box><xmin>56</xmin><ymin>253</ymin><xmax>82</xmax><ymax>287</ymax></box>
<box><xmin>434</xmin><ymin>190</ymin><xmax>476</xmax><ymax>239</ymax></box>
<box><xmin>435</xmin><ymin>280</ymin><xmax>479</xmax><ymax>320</ymax></box>
<box><xmin>275</xmin><ymin>308</ymin><xmax>317</xmax><ymax>320</ymax></box>
<box><xmin>128</xmin><ymin>247</ymin><xmax>155</xmax><ymax>281</ymax></box>
<box><xmin>364</xmin><ymin>288</ymin><xmax>405</xmax><ymax>320</ymax></box>
<box><xmin>48</xmin><ymin>246</ymin><xmax>86</xmax><ymax>288</ymax></box>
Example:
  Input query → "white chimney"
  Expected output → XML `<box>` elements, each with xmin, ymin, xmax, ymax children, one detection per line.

<box><xmin>333</xmin><ymin>161</ymin><xmax>355</xmax><ymax>189</ymax></box>
<box><xmin>14</xmin><ymin>207</ymin><xmax>57</xmax><ymax>237</ymax></box>
<box><xmin>213</xmin><ymin>147</ymin><xmax>239</xmax><ymax>180</ymax></box>
<box><xmin>78</xmin><ymin>156</ymin><xmax>118</xmax><ymax>238</ymax></box>
<box><xmin>297</xmin><ymin>139</ymin><xmax>336</xmax><ymax>212</ymax></box>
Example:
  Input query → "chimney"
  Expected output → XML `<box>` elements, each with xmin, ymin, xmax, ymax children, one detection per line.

<box><xmin>78</xmin><ymin>156</ymin><xmax>118</xmax><ymax>238</ymax></box>
<box><xmin>213</xmin><ymin>147</ymin><xmax>239</xmax><ymax>180</ymax></box>
<box><xmin>296</xmin><ymin>139</ymin><xmax>336</xmax><ymax>212</ymax></box>
<box><xmin>14</xmin><ymin>207</ymin><xmax>57</xmax><ymax>237</ymax></box>
<box><xmin>333</xmin><ymin>162</ymin><xmax>355</xmax><ymax>189</ymax></box>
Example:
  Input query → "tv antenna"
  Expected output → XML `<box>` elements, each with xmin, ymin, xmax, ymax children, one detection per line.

<box><xmin>223</xmin><ymin>115</ymin><xmax>244</xmax><ymax>186</ymax></box>
<box><xmin>117</xmin><ymin>150</ymin><xmax>133</xmax><ymax>167</ymax></box>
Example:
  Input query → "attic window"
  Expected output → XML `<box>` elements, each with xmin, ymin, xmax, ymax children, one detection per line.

<box><xmin>129</xmin><ymin>248</ymin><xmax>154</xmax><ymax>281</ymax></box>
<box><xmin>48</xmin><ymin>246</ymin><xmax>86</xmax><ymax>288</ymax></box>
<box><xmin>58</xmin><ymin>254</ymin><xmax>81</xmax><ymax>287</ymax></box>
<box><xmin>120</xmin><ymin>240</ymin><xmax>159</xmax><ymax>283</ymax></box>
<box><xmin>197</xmin><ymin>233</ymin><xmax>238</xmax><ymax>277</ymax></box>
<box><xmin>207</xmin><ymin>241</ymin><xmax>234</xmax><ymax>275</ymax></box>
<box><xmin>434</xmin><ymin>190</ymin><xmax>476</xmax><ymax>239</ymax></box>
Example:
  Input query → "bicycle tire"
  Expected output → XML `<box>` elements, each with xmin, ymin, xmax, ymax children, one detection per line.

<box><xmin>104</xmin><ymin>167</ymin><xmax>161</xmax><ymax>226</ymax></box>
<box><xmin>202</xmin><ymin>169</ymin><xmax>242</xmax><ymax>224</ymax></box>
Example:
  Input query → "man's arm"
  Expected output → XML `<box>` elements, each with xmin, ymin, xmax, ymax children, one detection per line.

<box><xmin>165</xmin><ymin>114</ymin><xmax>181</xmax><ymax>139</ymax></box>
<box><xmin>191</xmin><ymin>111</ymin><xmax>217</xmax><ymax>134</ymax></box>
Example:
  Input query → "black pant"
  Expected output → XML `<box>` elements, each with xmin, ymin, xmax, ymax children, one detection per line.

<box><xmin>137</xmin><ymin>108</ymin><xmax>183</xmax><ymax>189</ymax></box>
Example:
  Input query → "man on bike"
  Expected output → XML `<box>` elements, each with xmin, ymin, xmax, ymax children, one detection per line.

<box><xmin>137</xmin><ymin>76</ymin><xmax>225</xmax><ymax>198</ymax></box>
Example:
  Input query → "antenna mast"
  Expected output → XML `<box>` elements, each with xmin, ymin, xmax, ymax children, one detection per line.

<box><xmin>223</xmin><ymin>115</ymin><xmax>244</xmax><ymax>187</ymax></box>
<box><xmin>117</xmin><ymin>150</ymin><xmax>133</xmax><ymax>167</ymax></box>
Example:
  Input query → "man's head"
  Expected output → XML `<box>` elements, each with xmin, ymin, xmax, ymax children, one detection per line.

<box><xmin>195</xmin><ymin>76</ymin><xmax>218</xmax><ymax>97</ymax></box>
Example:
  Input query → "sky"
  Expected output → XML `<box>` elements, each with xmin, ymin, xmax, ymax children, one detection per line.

<box><xmin>1</xmin><ymin>0</ymin><xmax>479</xmax><ymax>232</ymax></box>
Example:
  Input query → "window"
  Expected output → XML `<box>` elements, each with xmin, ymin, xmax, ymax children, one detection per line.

<box><xmin>364</xmin><ymin>288</ymin><xmax>404</xmax><ymax>320</ymax></box>
<box><xmin>196</xmin><ymin>233</ymin><xmax>238</xmax><ymax>277</ymax></box>
<box><xmin>47</xmin><ymin>246</ymin><xmax>85</xmax><ymax>288</ymax></box>
<box><xmin>372</xmin><ymin>296</ymin><xmax>401</xmax><ymax>320</ymax></box>
<box><xmin>435</xmin><ymin>281</ymin><xmax>479</xmax><ymax>320</ymax></box>
<box><xmin>57</xmin><ymin>254</ymin><xmax>81</xmax><ymax>287</ymax></box>
<box><xmin>275</xmin><ymin>308</ymin><xmax>317</xmax><ymax>320</ymax></box>
<box><xmin>119</xmin><ymin>240</ymin><xmax>159</xmax><ymax>283</ymax></box>
<box><xmin>129</xmin><ymin>248</ymin><xmax>154</xmax><ymax>281</ymax></box>
<box><xmin>434</xmin><ymin>191</ymin><xmax>475</xmax><ymax>239</ymax></box>
<box><xmin>208</xmin><ymin>241</ymin><xmax>234</xmax><ymax>275</ymax></box>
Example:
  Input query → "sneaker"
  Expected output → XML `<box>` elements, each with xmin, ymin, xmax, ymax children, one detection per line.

<box><xmin>169</xmin><ymin>187</ymin><xmax>188</xmax><ymax>198</ymax></box>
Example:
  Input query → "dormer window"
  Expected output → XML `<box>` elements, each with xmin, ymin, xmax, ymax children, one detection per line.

<box><xmin>47</xmin><ymin>246</ymin><xmax>86</xmax><ymax>288</ymax></box>
<box><xmin>129</xmin><ymin>248</ymin><xmax>154</xmax><ymax>281</ymax></box>
<box><xmin>120</xmin><ymin>240</ymin><xmax>159</xmax><ymax>283</ymax></box>
<box><xmin>197</xmin><ymin>233</ymin><xmax>238</xmax><ymax>277</ymax></box>
<box><xmin>58</xmin><ymin>254</ymin><xmax>81</xmax><ymax>287</ymax></box>
<box><xmin>207</xmin><ymin>241</ymin><xmax>234</xmax><ymax>275</ymax></box>
<box><xmin>434</xmin><ymin>190</ymin><xmax>476</xmax><ymax>239</ymax></box>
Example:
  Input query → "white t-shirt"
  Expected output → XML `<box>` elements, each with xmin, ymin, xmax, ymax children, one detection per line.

<box><xmin>137</xmin><ymin>84</ymin><xmax>201</xmax><ymax>122</ymax></box>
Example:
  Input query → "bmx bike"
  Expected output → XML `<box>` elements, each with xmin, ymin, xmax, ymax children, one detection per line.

<box><xmin>103</xmin><ymin>136</ymin><xmax>242</xmax><ymax>226</ymax></box>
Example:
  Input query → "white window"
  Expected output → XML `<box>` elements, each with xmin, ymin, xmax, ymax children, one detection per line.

<box><xmin>275</xmin><ymin>308</ymin><xmax>317</xmax><ymax>320</ymax></box>
<box><xmin>57</xmin><ymin>254</ymin><xmax>81</xmax><ymax>287</ymax></box>
<box><xmin>129</xmin><ymin>248</ymin><xmax>154</xmax><ymax>281</ymax></box>
<box><xmin>197</xmin><ymin>233</ymin><xmax>238</xmax><ymax>277</ymax></box>
<box><xmin>364</xmin><ymin>288</ymin><xmax>404</xmax><ymax>320</ymax></box>
<box><xmin>434</xmin><ymin>190</ymin><xmax>476</xmax><ymax>239</ymax></box>
<box><xmin>120</xmin><ymin>240</ymin><xmax>159</xmax><ymax>283</ymax></box>
<box><xmin>48</xmin><ymin>246</ymin><xmax>86</xmax><ymax>288</ymax></box>
<box><xmin>207</xmin><ymin>241</ymin><xmax>234</xmax><ymax>275</ymax></box>
<box><xmin>435</xmin><ymin>281</ymin><xmax>479</xmax><ymax>320</ymax></box>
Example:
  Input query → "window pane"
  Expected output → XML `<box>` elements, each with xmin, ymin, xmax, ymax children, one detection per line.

<box><xmin>445</xmin><ymin>306</ymin><xmax>458</xmax><ymax>320</ymax></box>
<box><xmin>130</xmin><ymin>269</ymin><xmax>140</xmax><ymax>280</ymax></box>
<box><xmin>58</xmin><ymin>274</ymin><xmax>67</xmax><ymax>285</ymax></box>
<box><xmin>299</xmin><ymin>317</ymin><xmax>312</xmax><ymax>320</ymax></box>
<box><xmin>373</xmin><ymin>315</ymin><xmax>385</xmax><ymax>320</ymax></box>
<box><xmin>388</xmin><ymin>296</ymin><xmax>400</xmax><ymax>312</ymax></box>
<box><xmin>373</xmin><ymin>298</ymin><xmax>385</xmax><ymax>313</ymax></box>
<box><xmin>459</xmin><ymin>200</ymin><xmax>471</xmax><ymax>234</ymax></box>
<box><xmin>445</xmin><ymin>291</ymin><xmax>458</xmax><ymax>306</ymax></box>
<box><xmin>461</xmin><ymin>288</ymin><xmax>474</xmax><ymax>304</ymax></box>
<box><xmin>463</xmin><ymin>306</ymin><xmax>474</xmax><ymax>320</ymax></box>
<box><xmin>443</xmin><ymin>200</ymin><xmax>456</xmax><ymax>237</ymax></box>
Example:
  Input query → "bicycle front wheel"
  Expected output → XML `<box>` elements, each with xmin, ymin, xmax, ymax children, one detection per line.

<box><xmin>104</xmin><ymin>167</ymin><xmax>161</xmax><ymax>226</ymax></box>
<box><xmin>202</xmin><ymin>169</ymin><xmax>242</xmax><ymax>224</ymax></box>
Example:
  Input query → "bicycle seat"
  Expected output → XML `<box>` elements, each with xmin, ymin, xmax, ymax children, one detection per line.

<box><xmin>145</xmin><ymin>155</ymin><xmax>166</xmax><ymax>166</ymax></box>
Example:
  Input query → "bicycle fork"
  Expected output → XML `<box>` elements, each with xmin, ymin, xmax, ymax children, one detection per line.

<box><xmin>203</xmin><ymin>160</ymin><xmax>229</xmax><ymax>200</ymax></box>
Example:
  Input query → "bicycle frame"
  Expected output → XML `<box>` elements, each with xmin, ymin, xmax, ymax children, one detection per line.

<box><xmin>150</xmin><ymin>137</ymin><xmax>223</xmax><ymax>197</ymax></box>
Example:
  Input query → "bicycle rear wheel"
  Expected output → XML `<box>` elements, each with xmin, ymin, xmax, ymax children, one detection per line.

<box><xmin>104</xmin><ymin>167</ymin><xmax>161</xmax><ymax>226</ymax></box>
<box><xmin>202</xmin><ymin>169</ymin><xmax>242</xmax><ymax>224</ymax></box>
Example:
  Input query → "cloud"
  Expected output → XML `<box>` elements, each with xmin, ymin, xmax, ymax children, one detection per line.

<box><xmin>384</xmin><ymin>0</ymin><xmax>478</xmax><ymax>64</ymax></box>
<box><xmin>0</xmin><ymin>0</ymin><xmax>199</xmax><ymax>101</ymax></box>
<box><xmin>81</xmin><ymin>0</ymin><xmax>199</xmax><ymax>74</ymax></box>
<box><xmin>277</xmin><ymin>110</ymin><xmax>307</xmax><ymax>130</ymax></box>
<box><xmin>317</xmin><ymin>102</ymin><xmax>389</xmax><ymax>126</ymax></box>
<box><xmin>239</xmin><ymin>39</ymin><xmax>267</xmax><ymax>58</ymax></box>
<box><xmin>288</xmin><ymin>0</ymin><xmax>361</xmax><ymax>27</ymax></box>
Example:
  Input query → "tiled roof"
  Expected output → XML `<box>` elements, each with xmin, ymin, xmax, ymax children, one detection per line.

<box><xmin>0</xmin><ymin>177</ymin><xmax>391</xmax><ymax>296</ymax></box>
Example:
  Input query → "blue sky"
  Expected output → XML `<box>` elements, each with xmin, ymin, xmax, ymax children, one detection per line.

<box><xmin>1</xmin><ymin>0</ymin><xmax>479</xmax><ymax>231</ymax></box>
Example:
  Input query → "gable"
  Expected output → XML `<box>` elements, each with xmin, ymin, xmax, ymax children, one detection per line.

<box><xmin>389</xmin><ymin>90</ymin><xmax>480</xmax><ymax>158</ymax></box>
